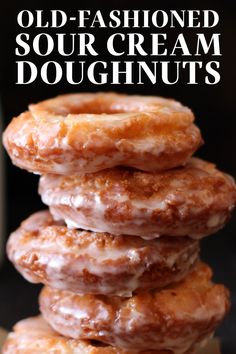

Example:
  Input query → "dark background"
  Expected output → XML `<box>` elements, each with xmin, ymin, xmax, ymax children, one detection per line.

<box><xmin>0</xmin><ymin>1</ymin><xmax>235</xmax><ymax>353</ymax></box>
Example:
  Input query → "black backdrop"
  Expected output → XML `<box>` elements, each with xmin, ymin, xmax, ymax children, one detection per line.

<box><xmin>0</xmin><ymin>1</ymin><xmax>236</xmax><ymax>353</ymax></box>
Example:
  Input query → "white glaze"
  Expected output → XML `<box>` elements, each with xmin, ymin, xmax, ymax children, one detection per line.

<box><xmin>7</xmin><ymin>211</ymin><xmax>199</xmax><ymax>296</ymax></box>
<box><xmin>39</xmin><ymin>157</ymin><xmax>236</xmax><ymax>239</ymax></box>
<box><xmin>40</xmin><ymin>276</ymin><xmax>226</xmax><ymax>353</ymax></box>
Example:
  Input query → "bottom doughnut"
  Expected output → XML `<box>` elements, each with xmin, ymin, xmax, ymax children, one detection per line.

<box><xmin>40</xmin><ymin>263</ymin><xmax>230</xmax><ymax>353</ymax></box>
<box><xmin>2</xmin><ymin>316</ymin><xmax>197</xmax><ymax>354</ymax></box>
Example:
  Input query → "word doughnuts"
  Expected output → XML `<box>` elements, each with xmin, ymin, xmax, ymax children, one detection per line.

<box><xmin>39</xmin><ymin>263</ymin><xmax>230</xmax><ymax>353</ymax></box>
<box><xmin>7</xmin><ymin>211</ymin><xmax>199</xmax><ymax>296</ymax></box>
<box><xmin>3</xmin><ymin>92</ymin><xmax>202</xmax><ymax>174</ymax></box>
<box><xmin>3</xmin><ymin>316</ymin><xmax>169</xmax><ymax>354</ymax></box>
<box><xmin>39</xmin><ymin>158</ymin><xmax>236</xmax><ymax>239</ymax></box>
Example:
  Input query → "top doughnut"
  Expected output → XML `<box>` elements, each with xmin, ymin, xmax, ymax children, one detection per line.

<box><xmin>3</xmin><ymin>93</ymin><xmax>202</xmax><ymax>174</ymax></box>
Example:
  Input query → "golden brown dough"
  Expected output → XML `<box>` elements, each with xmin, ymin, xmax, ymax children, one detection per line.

<box><xmin>7</xmin><ymin>210</ymin><xmax>199</xmax><ymax>296</ymax></box>
<box><xmin>2</xmin><ymin>316</ymin><xmax>174</xmax><ymax>354</ymax></box>
<box><xmin>39</xmin><ymin>158</ymin><xmax>236</xmax><ymax>239</ymax></box>
<box><xmin>3</xmin><ymin>93</ymin><xmax>202</xmax><ymax>174</ymax></box>
<box><xmin>39</xmin><ymin>263</ymin><xmax>230</xmax><ymax>353</ymax></box>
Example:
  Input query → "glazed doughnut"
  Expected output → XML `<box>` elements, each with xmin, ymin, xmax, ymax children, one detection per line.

<box><xmin>7</xmin><ymin>211</ymin><xmax>199</xmax><ymax>296</ymax></box>
<box><xmin>39</xmin><ymin>262</ymin><xmax>230</xmax><ymax>353</ymax></box>
<box><xmin>39</xmin><ymin>158</ymin><xmax>236</xmax><ymax>239</ymax></box>
<box><xmin>3</xmin><ymin>92</ymin><xmax>202</xmax><ymax>174</ymax></box>
<box><xmin>3</xmin><ymin>316</ymin><xmax>173</xmax><ymax>354</ymax></box>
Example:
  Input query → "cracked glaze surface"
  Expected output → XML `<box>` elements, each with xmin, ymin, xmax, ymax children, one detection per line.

<box><xmin>39</xmin><ymin>263</ymin><xmax>230</xmax><ymax>353</ymax></box>
<box><xmin>39</xmin><ymin>158</ymin><xmax>236</xmax><ymax>239</ymax></box>
<box><xmin>7</xmin><ymin>210</ymin><xmax>198</xmax><ymax>296</ymax></box>
<box><xmin>3</xmin><ymin>92</ymin><xmax>202</xmax><ymax>174</ymax></box>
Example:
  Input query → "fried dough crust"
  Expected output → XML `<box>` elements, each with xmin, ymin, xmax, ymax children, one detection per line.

<box><xmin>39</xmin><ymin>263</ymin><xmax>230</xmax><ymax>352</ymax></box>
<box><xmin>7</xmin><ymin>211</ymin><xmax>198</xmax><ymax>296</ymax></box>
<box><xmin>39</xmin><ymin>158</ymin><xmax>236</xmax><ymax>239</ymax></box>
<box><xmin>3</xmin><ymin>316</ymin><xmax>172</xmax><ymax>354</ymax></box>
<box><xmin>3</xmin><ymin>93</ymin><xmax>202</xmax><ymax>174</ymax></box>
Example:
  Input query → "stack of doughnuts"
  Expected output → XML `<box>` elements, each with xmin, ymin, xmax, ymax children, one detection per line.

<box><xmin>2</xmin><ymin>93</ymin><xmax>236</xmax><ymax>354</ymax></box>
